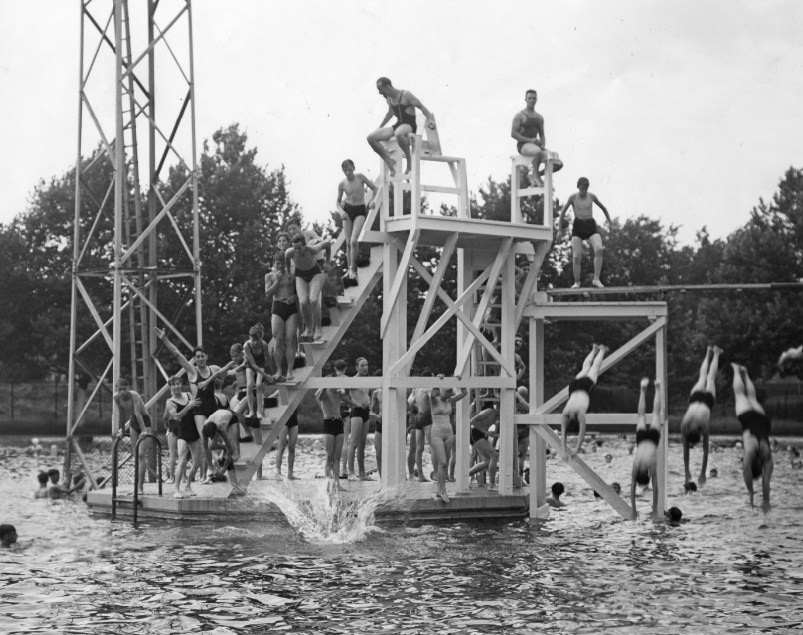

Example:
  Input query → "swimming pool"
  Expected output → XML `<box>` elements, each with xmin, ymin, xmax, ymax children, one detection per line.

<box><xmin>2</xmin><ymin>435</ymin><xmax>802</xmax><ymax>634</ymax></box>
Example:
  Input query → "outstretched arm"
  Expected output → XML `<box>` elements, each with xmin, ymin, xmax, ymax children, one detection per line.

<box><xmin>592</xmin><ymin>194</ymin><xmax>611</xmax><ymax>224</ymax></box>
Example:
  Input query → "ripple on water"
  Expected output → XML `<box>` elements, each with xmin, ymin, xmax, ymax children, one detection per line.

<box><xmin>2</xmin><ymin>436</ymin><xmax>803</xmax><ymax>633</ymax></box>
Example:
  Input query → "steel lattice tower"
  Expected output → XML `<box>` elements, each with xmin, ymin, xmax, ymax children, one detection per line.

<box><xmin>65</xmin><ymin>0</ymin><xmax>201</xmax><ymax>485</ymax></box>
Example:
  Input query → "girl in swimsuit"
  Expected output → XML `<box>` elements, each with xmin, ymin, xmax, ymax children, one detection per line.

<box><xmin>428</xmin><ymin>378</ymin><xmax>468</xmax><ymax>503</ymax></box>
<box><xmin>681</xmin><ymin>346</ymin><xmax>722</xmax><ymax>488</ymax></box>
<box><xmin>630</xmin><ymin>378</ymin><xmax>663</xmax><ymax>520</ymax></box>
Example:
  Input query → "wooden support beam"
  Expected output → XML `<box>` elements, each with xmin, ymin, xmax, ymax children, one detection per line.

<box><xmin>535</xmin><ymin>317</ymin><xmax>667</xmax><ymax>415</ymax></box>
<box><xmin>409</xmin><ymin>233</ymin><xmax>458</xmax><ymax>347</ymax></box>
<box><xmin>533</xmin><ymin>424</ymin><xmax>634</xmax><ymax>520</ymax></box>
<box><xmin>380</xmin><ymin>229</ymin><xmax>420</xmax><ymax>337</ymax></box>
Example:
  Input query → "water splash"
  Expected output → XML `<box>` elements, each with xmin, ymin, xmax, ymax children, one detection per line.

<box><xmin>257</xmin><ymin>479</ymin><xmax>389</xmax><ymax>544</ymax></box>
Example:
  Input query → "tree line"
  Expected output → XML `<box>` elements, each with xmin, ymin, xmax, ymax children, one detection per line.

<box><xmin>1</xmin><ymin>123</ymin><xmax>801</xmax><ymax>412</ymax></box>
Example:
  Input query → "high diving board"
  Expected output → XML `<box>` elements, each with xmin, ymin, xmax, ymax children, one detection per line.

<box><xmin>547</xmin><ymin>281</ymin><xmax>803</xmax><ymax>297</ymax></box>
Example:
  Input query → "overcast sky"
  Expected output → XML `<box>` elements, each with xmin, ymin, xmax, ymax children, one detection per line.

<box><xmin>1</xmin><ymin>0</ymin><xmax>802</xmax><ymax>245</ymax></box>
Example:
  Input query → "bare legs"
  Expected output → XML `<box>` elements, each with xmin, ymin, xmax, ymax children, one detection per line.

<box><xmin>732</xmin><ymin>363</ymin><xmax>773</xmax><ymax>512</ymax></box>
<box><xmin>276</xmin><ymin>425</ymin><xmax>298</xmax><ymax>479</ymax></box>
<box><xmin>367</xmin><ymin>125</ymin><xmax>413</xmax><ymax>176</ymax></box>
<box><xmin>570</xmin><ymin>234</ymin><xmax>605</xmax><ymax>288</ymax></box>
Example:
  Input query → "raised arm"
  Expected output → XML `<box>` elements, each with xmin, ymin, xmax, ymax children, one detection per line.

<box><xmin>154</xmin><ymin>328</ymin><xmax>197</xmax><ymax>378</ymax></box>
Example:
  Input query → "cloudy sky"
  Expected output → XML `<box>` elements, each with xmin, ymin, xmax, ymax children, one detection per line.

<box><xmin>1</xmin><ymin>0</ymin><xmax>801</xmax><ymax>245</ymax></box>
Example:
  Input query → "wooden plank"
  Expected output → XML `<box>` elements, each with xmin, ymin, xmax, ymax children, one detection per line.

<box><xmin>547</xmin><ymin>282</ymin><xmax>803</xmax><ymax>296</ymax></box>
<box><xmin>526</xmin><ymin>301</ymin><xmax>667</xmax><ymax>321</ymax></box>
<box><xmin>380</xmin><ymin>229</ymin><xmax>420</xmax><ymax>337</ymax></box>
<box><xmin>516</xmin><ymin>413</ymin><xmax>642</xmax><ymax>425</ymax></box>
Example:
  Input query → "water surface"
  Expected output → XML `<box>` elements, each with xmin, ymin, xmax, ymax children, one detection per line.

<box><xmin>2</xmin><ymin>435</ymin><xmax>802</xmax><ymax>634</ymax></box>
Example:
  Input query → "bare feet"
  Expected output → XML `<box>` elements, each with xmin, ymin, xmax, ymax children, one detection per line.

<box><xmin>592</xmin><ymin>279</ymin><xmax>605</xmax><ymax>288</ymax></box>
<box><xmin>571</xmin><ymin>282</ymin><xmax>581</xmax><ymax>289</ymax></box>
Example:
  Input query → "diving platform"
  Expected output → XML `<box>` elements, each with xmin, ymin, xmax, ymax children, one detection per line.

<box><xmin>83</xmin><ymin>113</ymin><xmax>676</xmax><ymax>528</ymax></box>
<box><xmin>384</xmin><ymin>214</ymin><xmax>553</xmax><ymax>249</ymax></box>
<box><xmin>86</xmin><ymin>479</ymin><xmax>529</xmax><ymax>525</ymax></box>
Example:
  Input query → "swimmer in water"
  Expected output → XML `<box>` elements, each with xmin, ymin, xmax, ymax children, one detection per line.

<box><xmin>34</xmin><ymin>471</ymin><xmax>49</xmax><ymax>498</ymax></box>
<box><xmin>546</xmin><ymin>482</ymin><xmax>566</xmax><ymax>509</ymax></box>
<box><xmin>0</xmin><ymin>524</ymin><xmax>18</xmax><ymax>548</ymax></box>
<box><xmin>630</xmin><ymin>378</ymin><xmax>662</xmax><ymax>520</ymax></box>
<box><xmin>732</xmin><ymin>363</ymin><xmax>773</xmax><ymax>513</ymax></box>
<box><xmin>681</xmin><ymin>346</ymin><xmax>722</xmax><ymax>489</ymax></box>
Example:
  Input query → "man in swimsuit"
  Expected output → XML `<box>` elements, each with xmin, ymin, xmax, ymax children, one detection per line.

<box><xmin>408</xmin><ymin>378</ymin><xmax>434</xmax><ymax>482</ymax></box>
<box><xmin>334</xmin><ymin>159</ymin><xmax>377</xmax><ymax>283</ymax></box>
<box><xmin>276</xmin><ymin>408</ymin><xmax>299</xmax><ymax>480</ymax></box>
<box><xmin>558</xmin><ymin>177</ymin><xmax>612</xmax><ymax>288</ymax></box>
<box><xmin>285</xmin><ymin>233</ymin><xmax>331</xmax><ymax>343</ymax></box>
<box><xmin>469</xmin><ymin>398</ymin><xmax>500</xmax><ymax>488</ymax></box>
<box><xmin>631</xmin><ymin>377</ymin><xmax>663</xmax><ymax>520</ymax></box>
<box><xmin>367</xmin><ymin>77</ymin><xmax>435</xmax><ymax>177</ymax></box>
<box><xmin>113</xmin><ymin>377</ymin><xmax>153</xmax><ymax>494</ymax></box>
<box><xmin>681</xmin><ymin>346</ymin><xmax>722</xmax><ymax>489</ymax></box>
<box><xmin>316</xmin><ymin>370</ymin><xmax>346</xmax><ymax>490</ymax></box>
<box><xmin>343</xmin><ymin>357</ymin><xmax>372</xmax><ymax>480</ymax></box>
<box><xmin>561</xmin><ymin>344</ymin><xmax>608</xmax><ymax>457</ymax></box>
<box><xmin>511</xmin><ymin>89</ymin><xmax>555</xmax><ymax>188</ymax></box>
<box><xmin>265</xmin><ymin>252</ymin><xmax>299</xmax><ymax>381</ymax></box>
<box><xmin>732</xmin><ymin>363</ymin><xmax>773</xmax><ymax>513</ymax></box>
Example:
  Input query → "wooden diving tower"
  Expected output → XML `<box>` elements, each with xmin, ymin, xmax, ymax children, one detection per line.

<box><xmin>88</xmin><ymin>109</ymin><xmax>671</xmax><ymax>524</ymax></box>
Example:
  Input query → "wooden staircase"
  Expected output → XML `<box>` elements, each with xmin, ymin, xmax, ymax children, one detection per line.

<box><xmin>232</xmin><ymin>243</ymin><xmax>385</xmax><ymax>487</ymax></box>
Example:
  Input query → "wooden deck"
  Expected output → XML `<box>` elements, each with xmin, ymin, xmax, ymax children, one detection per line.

<box><xmin>85</xmin><ymin>477</ymin><xmax>530</xmax><ymax>525</ymax></box>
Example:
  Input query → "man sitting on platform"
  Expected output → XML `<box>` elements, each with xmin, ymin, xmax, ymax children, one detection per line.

<box><xmin>367</xmin><ymin>77</ymin><xmax>435</xmax><ymax>177</ymax></box>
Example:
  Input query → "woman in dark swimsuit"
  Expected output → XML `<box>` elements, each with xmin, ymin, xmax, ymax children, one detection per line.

<box><xmin>154</xmin><ymin>327</ymin><xmax>234</xmax><ymax>479</ymax></box>
<box><xmin>164</xmin><ymin>375</ymin><xmax>202</xmax><ymax>498</ymax></box>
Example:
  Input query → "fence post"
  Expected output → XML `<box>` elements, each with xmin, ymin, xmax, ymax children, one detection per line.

<box><xmin>10</xmin><ymin>382</ymin><xmax>14</xmax><ymax>423</ymax></box>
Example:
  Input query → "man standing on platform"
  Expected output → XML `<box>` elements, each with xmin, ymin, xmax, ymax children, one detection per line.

<box><xmin>558</xmin><ymin>176</ymin><xmax>612</xmax><ymax>288</ymax></box>
<box><xmin>367</xmin><ymin>77</ymin><xmax>435</xmax><ymax>177</ymax></box>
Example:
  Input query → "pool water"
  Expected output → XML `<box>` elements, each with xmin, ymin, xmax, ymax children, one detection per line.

<box><xmin>2</xmin><ymin>435</ymin><xmax>802</xmax><ymax>634</ymax></box>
